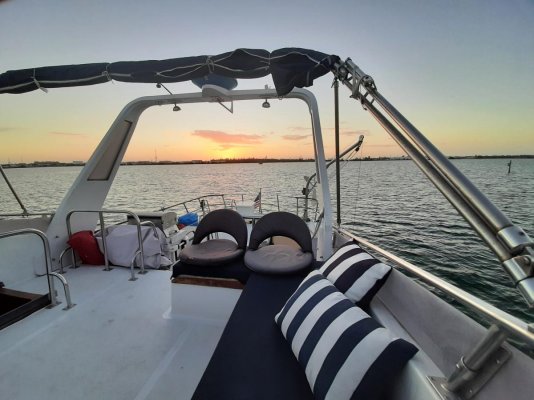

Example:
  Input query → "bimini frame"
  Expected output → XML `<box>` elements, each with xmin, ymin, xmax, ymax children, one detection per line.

<box><xmin>332</xmin><ymin>59</ymin><xmax>534</xmax><ymax>399</ymax></box>
<box><xmin>43</xmin><ymin>86</ymin><xmax>333</xmax><ymax>272</ymax></box>
<box><xmin>332</xmin><ymin>59</ymin><xmax>534</xmax><ymax>308</ymax></box>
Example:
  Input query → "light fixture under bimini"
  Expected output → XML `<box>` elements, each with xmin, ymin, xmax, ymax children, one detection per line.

<box><xmin>155</xmin><ymin>83</ymin><xmax>181</xmax><ymax>112</ymax></box>
<box><xmin>262</xmin><ymin>99</ymin><xmax>270</xmax><ymax>109</ymax></box>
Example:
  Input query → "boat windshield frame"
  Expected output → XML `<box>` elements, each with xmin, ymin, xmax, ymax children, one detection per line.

<box><xmin>44</xmin><ymin>86</ymin><xmax>334</xmax><ymax>266</ymax></box>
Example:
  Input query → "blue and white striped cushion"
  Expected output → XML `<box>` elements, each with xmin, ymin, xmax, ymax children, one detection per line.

<box><xmin>320</xmin><ymin>241</ymin><xmax>392</xmax><ymax>307</ymax></box>
<box><xmin>275</xmin><ymin>271</ymin><xmax>417</xmax><ymax>400</ymax></box>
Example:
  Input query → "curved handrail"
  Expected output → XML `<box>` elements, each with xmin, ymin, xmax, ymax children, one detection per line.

<box><xmin>139</xmin><ymin>220</ymin><xmax>161</xmax><ymax>241</ymax></box>
<box><xmin>49</xmin><ymin>272</ymin><xmax>75</xmax><ymax>309</ymax></box>
<box><xmin>0</xmin><ymin>228</ymin><xmax>59</xmax><ymax>307</ymax></box>
<box><xmin>58</xmin><ymin>246</ymin><xmax>74</xmax><ymax>274</ymax></box>
<box><xmin>337</xmin><ymin>227</ymin><xmax>534</xmax><ymax>347</ymax></box>
<box><xmin>66</xmin><ymin>209</ymin><xmax>147</xmax><ymax>277</ymax></box>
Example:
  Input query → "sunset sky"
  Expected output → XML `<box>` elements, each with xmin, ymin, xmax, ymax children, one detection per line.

<box><xmin>0</xmin><ymin>0</ymin><xmax>533</xmax><ymax>162</ymax></box>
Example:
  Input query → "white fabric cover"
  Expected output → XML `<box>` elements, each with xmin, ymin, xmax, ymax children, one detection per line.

<box><xmin>96</xmin><ymin>225</ymin><xmax>170</xmax><ymax>269</ymax></box>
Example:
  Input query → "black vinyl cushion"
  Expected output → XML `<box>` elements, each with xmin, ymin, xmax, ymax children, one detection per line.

<box><xmin>179</xmin><ymin>239</ymin><xmax>243</xmax><ymax>266</ymax></box>
<box><xmin>248</xmin><ymin>211</ymin><xmax>312</xmax><ymax>252</ymax></box>
<box><xmin>192</xmin><ymin>272</ymin><xmax>315</xmax><ymax>400</ymax></box>
<box><xmin>244</xmin><ymin>244</ymin><xmax>313</xmax><ymax>274</ymax></box>
<box><xmin>193</xmin><ymin>209</ymin><xmax>247</xmax><ymax>249</ymax></box>
<box><xmin>245</xmin><ymin>212</ymin><xmax>314</xmax><ymax>274</ymax></box>
<box><xmin>180</xmin><ymin>209</ymin><xmax>248</xmax><ymax>266</ymax></box>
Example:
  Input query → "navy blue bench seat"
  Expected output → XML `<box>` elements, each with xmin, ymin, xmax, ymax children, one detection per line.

<box><xmin>192</xmin><ymin>271</ymin><xmax>315</xmax><ymax>400</ymax></box>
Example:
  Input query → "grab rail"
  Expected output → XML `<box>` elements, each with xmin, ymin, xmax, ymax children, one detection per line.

<box><xmin>337</xmin><ymin>228</ymin><xmax>534</xmax><ymax>347</ymax></box>
<box><xmin>49</xmin><ymin>272</ymin><xmax>75</xmax><ymax>309</ymax></box>
<box><xmin>128</xmin><ymin>250</ymin><xmax>142</xmax><ymax>281</ymax></box>
<box><xmin>66</xmin><ymin>209</ymin><xmax>147</xmax><ymax>277</ymax></box>
<box><xmin>0</xmin><ymin>228</ymin><xmax>61</xmax><ymax>308</ymax></box>
<box><xmin>59</xmin><ymin>246</ymin><xmax>74</xmax><ymax>274</ymax></box>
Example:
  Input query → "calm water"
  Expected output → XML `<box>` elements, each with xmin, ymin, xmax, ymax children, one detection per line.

<box><xmin>2</xmin><ymin>159</ymin><xmax>534</xmax><ymax>328</ymax></box>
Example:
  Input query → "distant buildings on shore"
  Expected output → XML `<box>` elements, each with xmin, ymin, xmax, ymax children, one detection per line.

<box><xmin>1</xmin><ymin>155</ymin><xmax>532</xmax><ymax>169</ymax></box>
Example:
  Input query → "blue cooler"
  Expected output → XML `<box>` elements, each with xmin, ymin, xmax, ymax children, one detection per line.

<box><xmin>178</xmin><ymin>212</ymin><xmax>199</xmax><ymax>227</ymax></box>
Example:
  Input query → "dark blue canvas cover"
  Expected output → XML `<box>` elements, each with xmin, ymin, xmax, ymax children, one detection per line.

<box><xmin>0</xmin><ymin>48</ymin><xmax>339</xmax><ymax>96</ymax></box>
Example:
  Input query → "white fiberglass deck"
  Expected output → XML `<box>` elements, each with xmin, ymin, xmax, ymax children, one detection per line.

<box><xmin>0</xmin><ymin>266</ymin><xmax>240</xmax><ymax>400</ymax></box>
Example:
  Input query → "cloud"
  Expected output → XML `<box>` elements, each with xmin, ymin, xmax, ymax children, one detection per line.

<box><xmin>48</xmin><ymin>131</ymin><xmax>87</xmax><ymax>137</ymax></box>
<box><xmin>364</xmin><ymin>144</ymin><xmax>397</xmax><ymax>148</ymax></box>
<box><xmin>191</xmin><ymin>130</ymin><xmax>262</xmax><ymax>149</ymax></box>
<box><xmin>282</xmin><ymin>134</ymin><xmax>310</xmax><ymax>141</ymax></box>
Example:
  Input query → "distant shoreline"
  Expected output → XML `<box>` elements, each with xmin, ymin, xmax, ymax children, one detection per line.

<box><xmin>2</xmin><ymin>155</ymin><xmax>533</xmax><ymax>169</ymax></box>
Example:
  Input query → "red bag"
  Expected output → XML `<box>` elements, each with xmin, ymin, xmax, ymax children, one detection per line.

<box><xmin>67</xmin><ymin>231</ymin><xmax>105</xmax><ymax>265</ymax></box>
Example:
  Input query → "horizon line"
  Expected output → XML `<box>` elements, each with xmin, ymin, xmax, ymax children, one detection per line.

<box><xmin>2</xmin><ymin>154</ymin><xmax>533</xmax><ymax>168</ymax></box>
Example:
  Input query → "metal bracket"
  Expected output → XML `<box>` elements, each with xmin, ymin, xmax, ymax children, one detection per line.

<box><xmin>333</xmin><ymin>58</ymin><xmax>377</xmax><ymax>111</ymax></box>
<box><xmin>443</xmin><ymin>324</ymin><xmax>513</xmax><ymax>399</ymax></box>
<box><xmin>497</xmin><ymin>226</ymin><xmax>533</xmax><ymax>254</ymax></box>
<box><xmin>450</xmin><ymin>346</ymin><xmax>511</xmax><ymax>399</ymax></box>
<box><xmin>502</xmin><ymin>256</ymin><xmax>533</xmax><ymax>282</ymax></box>
<box><xmin>216</xmin><ymin>98</ymin><xmax>233</xmax><ymax>114</ymax></box>
<box><xmin>502</xmin><ymin>255</ymin><xmax>534</xmax><ymax>307</ymax></box>
<box><xmin>429</xmin><ymin>345</ymin><xmax>511</xmax><ymax>399</ymax></box>
<box><xmin>428</xmin><ymin>377</ymin><xmax>459</xmax><ymax>400</ymax></box>
<box><xmin>463</xmin><ymin>346</ymin><xmax>511</xmax><ymax>399</ymax></box>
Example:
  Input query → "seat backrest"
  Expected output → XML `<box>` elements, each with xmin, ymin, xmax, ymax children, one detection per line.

<box><xmin>248</xmin><ymin>211</ymin><xmax>312</xmax><ymax>252</ymax></box>
<box><xmin>192</xmin><ymin>209</ymin><xmax>247</xmax><ymax>249</ymax></box>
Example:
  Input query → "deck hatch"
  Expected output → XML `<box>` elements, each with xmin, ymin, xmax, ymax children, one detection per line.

<box><xmin>0</xmin><ymin>287</ymin><xmax>50</xmax><ymax>330</ymax></box>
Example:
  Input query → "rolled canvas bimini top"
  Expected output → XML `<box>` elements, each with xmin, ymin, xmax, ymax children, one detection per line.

<box><xmin>0</xmin><ymin>48</ymin><xmax>339</xmax><ymax>96</ymax></box>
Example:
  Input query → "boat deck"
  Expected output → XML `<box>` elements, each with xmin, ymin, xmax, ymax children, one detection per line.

<box><xmin>0</xmin><ymin>266</ymin><xmax>238</xmax><ymax>400</ymax></box>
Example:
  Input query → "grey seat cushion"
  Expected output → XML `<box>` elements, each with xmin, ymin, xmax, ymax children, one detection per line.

<box><xmin>244</xmin><ymin>244</ymin><xmax>313</xmax><ymax>274</ymax></box>
<box><xmin>180</xmin><ymin>239</ymin><xmax>244</xmax><ymax>266</ymax></box>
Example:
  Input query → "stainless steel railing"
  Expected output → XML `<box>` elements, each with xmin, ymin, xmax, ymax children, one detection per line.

<box><xmin>159</xmin><ymin>192</ymin><xmax>320</xmax><ymax>221</ymax></box>
<box><xmin>336</xmin><ymin>228</ymin><xmax>534</xmax><ymax>347</ymax></box>
<box><xmin>66</xmin><ymin>209</ymin><xmax>150</xmax><ymax>279</ymax></box>
<box><xmin>159</xmin><ymin>194</ymin><xmax>240</xmax><ymax>215</ymax></box>
<box><xmin>0</xmin><ymin>228</ymin><xmax>74</xmax><ymax>309</ymax></box>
